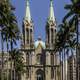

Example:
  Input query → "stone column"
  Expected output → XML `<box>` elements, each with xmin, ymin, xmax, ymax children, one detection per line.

<box><xmin>49</xmin><ymin>28</ymin><xmax>51</xmax><ymax>48</ymax></box>
<box><xmin>29</xmin><ymin>29</ymin><xmax>30</xmax><ymax>46</ymax></box>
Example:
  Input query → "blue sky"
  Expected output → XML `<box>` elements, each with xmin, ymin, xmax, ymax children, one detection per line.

<box><xmin>0</xmin><ymin>0</ymin><xmax>70</xmax><ymax>50</ymax></box>
<box><xmin>11</xmin><ymin>0</ymin><xmax>70</xmax><ymax>40</ymax></box>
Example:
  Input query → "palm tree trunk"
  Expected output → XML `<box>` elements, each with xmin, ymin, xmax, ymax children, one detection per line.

<box><xmin>10</xmin><ymin>39</ymin><xmax>13</xmax><ymax>80</ymax></box>
<box><xmin>66</xmin><ymin>48</ymin><xmax>69</xmax><ymax>80</ymax></box>
<box><xmin>59</xmin><ymin>49</ymin><xmax>62</xmax><ymax>80</ymax></box>
<box><xmin>6</xmin><ymin>38</ymin><xmax>9</xmax><ymax>80</ymax></box>
<box><xmin>76</xmin><ymin>15</ymin><xmax>79</xmax><ymax>80</ymax></box>
<box><xmin>64</xmin><ymin>48</ymin><xmax>67</xmax><ymax>80</ymax></box>
<box><xmin>13</xmin><ymin>65</ymin><xmax>15</xmax><ymax>80</ymax></box>
<box><xmin>62</xmin><ymin>49</ymin><xmax>64</xmax><ymax>80</ymax></box>
<box><xmin>1</xmin><ymin>32</ymin><xmax>4</xmax><ymax>80</ymax></box>
<box><xmin>65</xmin><ymin>48</ymin><xmax>69</xmax><ymax>80</ymax></box>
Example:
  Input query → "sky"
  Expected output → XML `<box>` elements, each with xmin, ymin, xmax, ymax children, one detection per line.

<box><xmin>11</xmin><ymin>0</ymin><xmax>70</xmax><ymax>40</ymax></box>
<box><xmin>0</xmin><ymin>0</ymin><xmax>70</xmax><ymax>50</ymax></box>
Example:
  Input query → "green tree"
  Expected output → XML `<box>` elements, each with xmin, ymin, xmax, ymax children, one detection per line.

<box><xmin>54</xmin><ymin>21</ymin><xmax>76</xmax><ymax>80</ymax></box>
<box><xmin>10</xmin><ymin>49</ymin><xmax>24</xmax><ymax>80</ymax></box>
<box><xmin>0</xmin><ymin>1</ymin><xmax>10</xmax><ymax>80</ymax></box>
<box><xmin>63</xmin><ymin>0</ymin><xmax>80</xmax><ymax>79</ymax></box>
<box><xmin>0</xmin><ymin>0</ymin><xmax>20</xmax><ymax>80</ymax></box>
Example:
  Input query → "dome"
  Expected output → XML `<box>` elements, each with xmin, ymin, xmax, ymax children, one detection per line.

<box><xmin>34</xmin><ymin>37</ymin><xmax>45</xmax><ymax>49</ymax></box>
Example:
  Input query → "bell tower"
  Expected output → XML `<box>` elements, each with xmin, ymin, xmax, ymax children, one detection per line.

<box><xmin>46</xmin><ymin>0</ymin><xmax>56</xmax><ymax>49</ymax></box>
<box><xmin>22</xmin><ymin>0</ymin><xmax>34</xmax><ymax>49</ymax></box>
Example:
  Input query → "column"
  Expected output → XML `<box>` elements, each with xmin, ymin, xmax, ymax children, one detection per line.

<box><xmin>49</xmin><ymin>28</ymin><xmax>51</xmax><ymax>48</ymax></box>
<box><xmin>29</xmin><ymin>29</ymin><xmax>30</xmax><ymax>46</ymax></box>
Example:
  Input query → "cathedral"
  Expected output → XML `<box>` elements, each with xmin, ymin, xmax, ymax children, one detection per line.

<box><xmin>21</xmin><ymin>0</ymin><xmax>60</xmax><ymax>80</ymax></box>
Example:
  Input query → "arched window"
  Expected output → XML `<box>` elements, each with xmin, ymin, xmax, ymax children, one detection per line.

<box><xmin>30</xmin><ymin>29</ymin><xmax>33</xmax><ymax>43</ymax></box>
<box><xmin>47</xmin><ymin>29</ymin><xmax>49</xmax><ymax>44</ymax></box>
<box><xmin>36</xmin><ymin>54</ymin><xmax>43</xmax><ymax>65</ymax></box>
<box><xmin>37</xmin><ymin>74</ymin><xmax>43</xmax><ymax>80</ymax></box>
<box><xmin>51</xmin><ymin>28</ymin><xmax>53</xmax><ymax>44</ymax></box>
<box><xmin>26</xmin><ymin>28</ymin><xmax>29</xmax><ymax>44</ymax></box>
<box><xmin>36</xmin><ymin>69</ymin><xmax>44</xmax><ymax>80</ymax></box>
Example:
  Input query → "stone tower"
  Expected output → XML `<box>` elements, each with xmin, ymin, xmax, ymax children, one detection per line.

<box><xmin>21</xmin><ymin>0</ymin><xmax>60</xmax><ymax>80</ymax></box>
<box><xmin>22</xmin><ymin>0</ymin><xmax>34</xmax><ymax>49</ymax></box>
<box><xmin>46</xmin><ymin>0</ymin><xmax>56</xmax><ymax>49</ymax></box>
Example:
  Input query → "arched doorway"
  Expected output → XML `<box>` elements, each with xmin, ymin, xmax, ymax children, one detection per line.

<box><xmin>36</xmin><ymin>69</ymin><xmax>44</xmax><ymax>80</ymax></box>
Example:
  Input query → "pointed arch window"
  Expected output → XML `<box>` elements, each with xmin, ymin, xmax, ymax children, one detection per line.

<box><xmin>36</xmin><ymin>69</ymin><xmax>44</xmax><ymax>80</ymax></box>
<box><xmin>51</xmin><ymin>28</ymin><xmax>54</xmax><ymax>44</ymax></box>
<box><xmin>26</xmin><ymin>28</ymin><xmax>29</xmax><ymax>44</ymax></box>
<box><xmin>30</xmin><ymin>29</ymin><xmax>33</xmax><ymax>43</ymax></box>
<box><xmin>46</xmin><ymin>29</ymin><xmax>49</xmax><ymax>44</ymax></box>
<box><xmin>36</xmin><ymin>54</ymin><xmax>43</xmax><ymax>65</ymax></box>
<box><xmin>37</xmin><ymin>74</ymin><xmax>43</xmax><ymax>80</ymax></box>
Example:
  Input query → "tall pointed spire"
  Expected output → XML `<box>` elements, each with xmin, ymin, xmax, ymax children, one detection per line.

<box><xmin>46</xmin><ymin>0</ymin><xmax>56</xmax><ymax>49</ymax></box>
<box><xmin>48</xmin><ymin>0</ymin><xmax>55</xmax><ymax>22</ymax></box>
<box><xmin>22</xmin><ymin>0</ymin><xmax>34</xmax><ymax>49</ymax></box>
<box><xmin>25</xmin><ymin>0</ymin><xmax>31</xmax><ymax>23</ymax></box>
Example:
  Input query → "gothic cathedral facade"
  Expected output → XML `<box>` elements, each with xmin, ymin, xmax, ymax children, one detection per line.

<box><xmin>21</xmin><ymin>0</ymin><xmax>60</xmax><ymax>80</ymax></box>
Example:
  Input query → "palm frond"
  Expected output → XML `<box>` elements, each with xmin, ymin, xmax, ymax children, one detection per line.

<box><xmin>63</xmin><ymin>11</ymin><xmax>74</xmax><ymax>22</ymax></box>
<box><xmin>64</xmin><ymin>4</ymin><xmax>73</xmax><ymax>10</ymax></box>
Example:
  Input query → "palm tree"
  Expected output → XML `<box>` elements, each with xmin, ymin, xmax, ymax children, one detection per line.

<box><xmin>63</xmin><ymin>0</ymin><xmax>80</xmax><ymax>79</ymax></box>
<box><xmin>4</xmin><ymin>10</ymin><xmax>19</xmax><ymax>80</ymax></box>
<box><xmin>63</xmin><ymin>0</ymin><xmax>80</xmax><ymax>22</ymax></box>
<box><xmin>0</xmin><ymin>0</ymin><xmax>20</xmax><ymax>80</ymax></box>
<box><xmin>0</xmin><ymin>1</ymin><xmax>10</xmax><ymax>80</ymax></box>
<box><xmin>54</xmin><ymin>21</ymin><xmax>76</xmax><ymax>80</ymax></box>
<box><xmin>10</xmin><ymin>49</ymin><xmax>24</xmax><ymax>80</ymax></box>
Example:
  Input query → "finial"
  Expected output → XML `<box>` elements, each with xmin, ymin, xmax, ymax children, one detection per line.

<box><xmin>50</xmin><ymin>0</ymin><xmax>53</xmax><ymax>6</ymax></box>
<box><xmin>26</xmin><ymin>0</ymin><xmax>29</xmax><ymax>6</ymax></box>
<box><xmin>50</xmin><ymin>0</ymin><xmax>53</xmax><ymax>2</ymax></box>
<box><xmin>38</xmin><ymin>36</ymin><xmax>42</xmax><ymax>41</ymax></box>
<box><xmin>26</xmin><ymin>0</ymin><xmax>29</xmax><ymax>1</ymax></box>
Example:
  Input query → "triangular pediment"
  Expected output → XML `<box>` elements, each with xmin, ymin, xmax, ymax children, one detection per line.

<box><xmin>35</xmin><ymin>43</ymin><xmax>43</xmax><ymax>53</ymax></box>
<box><xmin>37</xmin><ymin>43</ymin><xmax>43</xmax><ymax>49</ymax></box>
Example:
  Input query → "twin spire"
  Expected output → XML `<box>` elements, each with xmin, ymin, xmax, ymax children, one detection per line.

<box><xmin>25</xmin><ymin>0</ymin><xmax>31</xmax><ymax>23</ymax></box>
<box><xmin>25</xmin><ymin>0</ymin><xmax>55</xmax><ymax>23</ymax></box>
<box><xmin>48</xmin><ymin>0</ymin><xmax>55</xmax><ymax>22</ymax></box>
